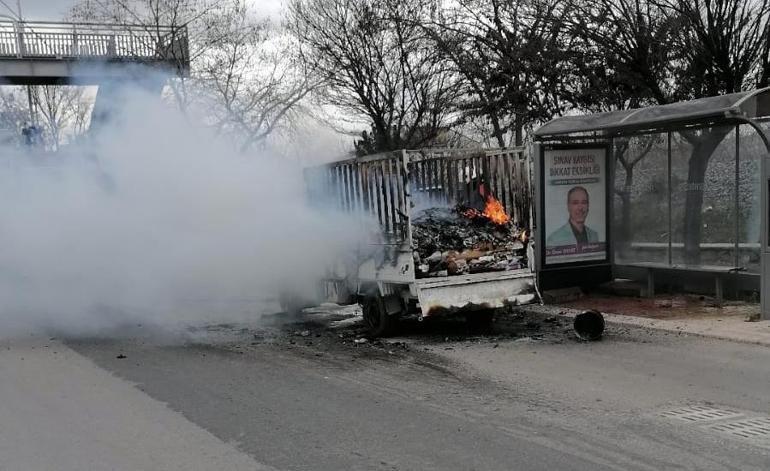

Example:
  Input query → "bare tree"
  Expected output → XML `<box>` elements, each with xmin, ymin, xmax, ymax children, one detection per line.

<box><xmin>666</xmin><ymin>0</ymin><xmax>770</xmax><ymax>263</ymax></box>
<box><xmin>568</xmin><ymin>0</ymin><xmax>678</xmax><ymax>253</ymax></box>
<box><xmin>576</xmin><ymin>0</ymin><xmax>770</xmax><ymax>264</ymax></box>
<box><xmin>31</xmin><ymin>86</ymin><xmax>94</xmax><ymax>150</ymax></box>
<box><xmin>196</xmin><ymin>2</ymin><xmax>318</xmax><ymax>151</ymax></box>
<box><xmin>70</xmin><ymin>91</ymin><xmax>96</xmax><ymax>138</ymax></box>
<box><xmin>0</xmin><ymin>88</ymin><xmax>28</xmax><ymax>129</ymax></box>
<box><xmin>569</xmin><ymin>0</ymin><xmax>679</xmax><ymax>110</ymax></box>
<box><xmin>70</xmin><ymin>0</ymin><xmax>216</xmax><ymax>113</ymax></box>
<box><xmin>69</xmin><ymin>0</ymin><xmax>314</xmax><ymax>150</ymax></box>
<box><xmin>69</xmin><ymin>0</ymin><xmax>212</xmax><ymax>65</ymax></box>
<box><xmin>418</xmin><ymin>0</ymin><xmax>576</xmax><ymax>147</ymax></box>
<box><xmin>287</xmin><ymin>0</ymin><xmax>460</xmax><ymax>152</ymax></box>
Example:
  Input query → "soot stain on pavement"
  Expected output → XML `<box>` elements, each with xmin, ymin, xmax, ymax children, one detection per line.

<box><xmin>64</xmin><ymin>304</ymin><xmax>642</xmax><ymax>386</ymax></box>
<box><xmin>168</xmin><ymin>306</ymin><xmax>602</xmax><ymax>379</ymax></box>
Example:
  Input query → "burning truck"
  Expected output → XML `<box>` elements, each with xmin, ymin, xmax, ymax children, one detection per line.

<box><xmin>301</xmin><ymin>148</ymin><xmax>537</xmax><ymax>336</ymax></box>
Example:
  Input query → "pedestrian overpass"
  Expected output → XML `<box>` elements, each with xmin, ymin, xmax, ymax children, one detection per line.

<box><xmin>0</xmin><ymin>20</ymin><xmax>190</xmax><ymax>130</ymax></box>
<box><xmin>0</xmin><ymin>20</ymin><xmax>189</xmax><ymax>84</ymax></box>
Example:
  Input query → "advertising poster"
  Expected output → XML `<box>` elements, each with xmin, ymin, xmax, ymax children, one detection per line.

<box><xmin>543</xmin><ymin>147</ymin><xmax>607</xmax><ymax>265</ymax></box>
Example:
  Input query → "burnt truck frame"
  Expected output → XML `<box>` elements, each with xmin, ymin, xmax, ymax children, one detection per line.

<box><xmin>301</xmin><ymin>148</ymin><xmax>537</xmax><ymax>336</ymax></box>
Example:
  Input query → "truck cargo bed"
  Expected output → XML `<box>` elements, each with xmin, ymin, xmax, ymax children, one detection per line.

<box><xmin>305</xmin><ymin>148</ymin><xmax>537</xmax><ymax>324</ymax></box>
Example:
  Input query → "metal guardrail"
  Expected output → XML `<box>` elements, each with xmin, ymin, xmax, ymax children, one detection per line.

<box><xmin>0</xmin><ymin>20</ymin><xmax>188</xmax><ymax>64</ymax></box>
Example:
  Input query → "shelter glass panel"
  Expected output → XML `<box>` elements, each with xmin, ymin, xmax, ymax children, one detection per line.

<box><xmin>739</xmin><ymin>122</ymin><xmax>765</xmax><ymax>273</ymax></box>
<box><xmin>671</xmin><ymin>125</ymin><xmax>737</xmax><ymax>266</ymax></box>
<box><xmin>612</xmin><ymin>134</ymin><xmax>669</xmax><ymax>264</ymax></box>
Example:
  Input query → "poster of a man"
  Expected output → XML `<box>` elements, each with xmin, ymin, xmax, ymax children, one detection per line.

<box><xmin>542</xmin><ymin>146</ymin><xmax>607</xmax><ymax>265</ymax></box>
<box><xmin>546</xmin><ymin>186</ymin><xmax>599</xmax><ymax>246</ymax></box>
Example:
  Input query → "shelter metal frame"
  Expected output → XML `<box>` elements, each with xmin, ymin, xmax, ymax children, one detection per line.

<box><xmin>533</xmin><ymin>88</ymin><xmax>770</xmax><ymax>319</ymax></box>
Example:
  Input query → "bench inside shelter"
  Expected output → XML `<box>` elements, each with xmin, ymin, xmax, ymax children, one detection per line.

<box><xmin>626</xmin><ymin>262</ymin><xmax>745</xmax><ymax>306</ymax></box>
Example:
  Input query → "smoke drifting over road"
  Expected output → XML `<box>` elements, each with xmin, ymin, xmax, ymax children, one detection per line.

<box><xmin>0</xmin><ymin>79</ymin><xmax>360</xmax><ymax>338</ymax></box>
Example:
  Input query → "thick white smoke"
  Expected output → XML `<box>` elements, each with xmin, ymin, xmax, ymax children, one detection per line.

<box><xmin>0</xmin><ymin>80</ymin><xmax>362</xmax><ymax>338</ymax></box>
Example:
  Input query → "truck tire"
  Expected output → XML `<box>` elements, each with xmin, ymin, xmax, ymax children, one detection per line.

<box><xmin>362</xmin><ymin>296</ymin><xmax>399</xmax><ymax>337</ymax></box>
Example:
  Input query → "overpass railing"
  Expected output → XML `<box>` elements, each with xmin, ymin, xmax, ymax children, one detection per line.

<box><xmin>0</xmin><ymin>21</ymin><xmax>188</xmax><ymax>66</ymax></box>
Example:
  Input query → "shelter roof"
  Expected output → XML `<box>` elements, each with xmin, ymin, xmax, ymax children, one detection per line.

<box><xmin>535</xmin><ymin>88</ymin><xmax>770</xmax><ymax>139</ymax></box>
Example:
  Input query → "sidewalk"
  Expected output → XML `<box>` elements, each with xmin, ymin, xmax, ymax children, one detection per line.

<box><xmin>521</xmin><ymin>295</ymin><xmax>770</xmax><ymax>347</ymax></box>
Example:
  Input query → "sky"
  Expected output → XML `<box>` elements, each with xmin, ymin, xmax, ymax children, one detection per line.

<box><xmin>5</xmin><ymin>0</ymin><xmax>75</xmax><ymax>20</ymax></box>
<box><xmin>4</xmin><ymin>0</ymin><xmax>285</xmax><ymax>21</ymax></box>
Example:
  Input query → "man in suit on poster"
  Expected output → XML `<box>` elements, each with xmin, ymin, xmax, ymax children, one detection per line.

<box><xmin>547</xmin><ymin>186</ymin><xmax>599</xmax><ymax>246</ymax></box>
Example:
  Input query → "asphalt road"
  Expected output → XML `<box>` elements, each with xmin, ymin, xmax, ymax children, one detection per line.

<box><xmin>3</xmin><ymin>307</ymin><xmax>770</xmax><ymax>470</ymax></box>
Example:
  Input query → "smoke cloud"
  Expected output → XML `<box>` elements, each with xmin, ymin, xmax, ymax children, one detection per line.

<box><xmin>0</xmin><ymin>76</ymin><xmax>362</xmax><ymax>338</ymax></box>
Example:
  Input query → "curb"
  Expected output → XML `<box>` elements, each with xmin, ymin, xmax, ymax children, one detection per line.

<box><xmin>516</xmin><ymin>304</ymin><xmax>770</xmax><ymax>348</ymax></box>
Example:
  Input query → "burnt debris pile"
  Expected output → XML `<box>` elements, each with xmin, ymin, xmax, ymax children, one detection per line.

<box><xmin>412</xmin><ymin>207</ymin><xmax>528</xmax><ymax>278</ymax></box>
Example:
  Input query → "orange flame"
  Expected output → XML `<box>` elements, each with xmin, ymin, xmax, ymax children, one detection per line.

<box><xmin>461</xmin><ymin>194</ymin><xmax>510</xmax><ymax>225</ymax></box>
<box><xmin>483</xmin><ymin>196</ymin><xmax>510</xmax><ymax>225</ymax></box>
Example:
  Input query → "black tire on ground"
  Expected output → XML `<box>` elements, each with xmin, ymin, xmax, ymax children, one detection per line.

<box><xmin>362</xmin><ymin>296</ymin><xmax>399</xmax><ymax>337</ymax></box>
<box><xmin>465</xmin><ymin>310</ymin><xmax>494</xmax><ymax>331</ymax></box>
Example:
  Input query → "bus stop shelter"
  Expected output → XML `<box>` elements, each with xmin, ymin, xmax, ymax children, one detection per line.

<box><xmin>532</xmin><ymin>88</ymin><xmax>770</xmax><ymax>319</ymax></box>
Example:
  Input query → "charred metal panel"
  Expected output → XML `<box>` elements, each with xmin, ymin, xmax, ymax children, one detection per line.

<box><xmin>416</xmin><ymin>270</ymin><xmax>536</xmax><ymax>316</ymax></box>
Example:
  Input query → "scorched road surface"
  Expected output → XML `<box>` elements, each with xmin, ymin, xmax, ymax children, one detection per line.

<box><xmin>63</xmin><ymin>307</ymin><xmax>770</xmax><ymax>471</ymax></box>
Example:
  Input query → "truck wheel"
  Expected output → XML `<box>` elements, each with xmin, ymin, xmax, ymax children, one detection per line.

<box><xmin>362</xmin><ymin>296</ymin><xmax>399</xmax><ymax>337</ymax></box>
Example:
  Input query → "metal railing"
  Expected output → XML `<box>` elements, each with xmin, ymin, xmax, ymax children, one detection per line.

<box><xmin>305</xmin><ymin>147</ymin><xmax>533</xmax><ymax>245</ymax></box>
<box><xmin>405</xmin><ymin>148</ymin><xmax>531</xmax><ymax>227</ymax></box>
<box><xmin>0</xmin><ymin>20</ymin><xmax>188</xmax><ymax>64</ymax></box>
<box><xmin>305</xmin><ymin>150</ymin><xmax>411</xmax><ymax>243</ymax></box>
